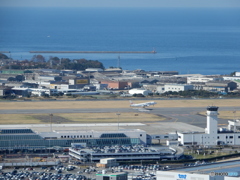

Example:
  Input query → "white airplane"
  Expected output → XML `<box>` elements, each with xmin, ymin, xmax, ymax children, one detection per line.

<box><xmin>129</xmin><ymin>100</ymin><xmax>157</xmax><ymax>108</ymax></box>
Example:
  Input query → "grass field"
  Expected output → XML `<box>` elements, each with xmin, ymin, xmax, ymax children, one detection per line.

<box><xmin>0</xmin><ymin>112</ymin><xmax>165</xmax><ymax>124</ymax></box>
<box><xmin>0</xmin><ymin>99</ymin><xmax>240</xmax><ymax>110</ymax></box>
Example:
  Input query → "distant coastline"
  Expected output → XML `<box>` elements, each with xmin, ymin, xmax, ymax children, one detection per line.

<box><xmin>29</xmin><ymin>51</ymin><xmax>157</xmax><ymax>54</ymax></box>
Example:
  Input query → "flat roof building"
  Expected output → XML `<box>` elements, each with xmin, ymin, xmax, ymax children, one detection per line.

<box><xmin>0</xmin><ymin>128</ymin><xmax>147</xmax><ymax>152</ymax></box>
<box><xmin>96</xmin><ymin>172</ymin><xmax>127</xmax><ymax>180</ymax></box>
<box><xmin>178</xmin><ymin>106</ymin><xmax>240</xmax><ymax>146</ymax></box>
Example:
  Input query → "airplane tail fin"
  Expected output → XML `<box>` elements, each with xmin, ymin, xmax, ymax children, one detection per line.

<box><xmin>129</xmin><ymin>100</ymin><xmax>133</xmax><ymax>104</ymax></box>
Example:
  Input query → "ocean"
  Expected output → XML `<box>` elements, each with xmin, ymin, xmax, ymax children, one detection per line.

<box><xmin>0</xmin><ymin>7</ymin><xmax>240</xmax><ymax>75</ymax></box>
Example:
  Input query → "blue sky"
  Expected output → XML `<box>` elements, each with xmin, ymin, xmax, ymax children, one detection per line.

<box><xmin>1</xmin><ymin>0</ymin><xmax>240</xmax><ymax>8</ymax></box>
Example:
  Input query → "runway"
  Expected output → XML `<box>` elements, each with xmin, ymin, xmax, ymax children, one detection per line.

<box><xmin>0</xmin><ymin>107</ymin><xmax>236</xmax><ymax>127</ymax></box>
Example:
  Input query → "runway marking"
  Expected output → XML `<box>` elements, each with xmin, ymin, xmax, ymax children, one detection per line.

<box><xmin>171</xmin><ymin>114</ymin><xmax>190</xmax><ymax>116</ymax></box>
<box><xmin>0</xmin><ymin>123</ymin><xmax>146</xmax><ymax>128</ymax></box>
<box><xmin>218</xmin><ymin>124</ymin><xmax>227</xmax><ymax>126</ymax></box>
<box><xmin>190</xmin><ymin>118</ymin><xmax>197</xmax><ymax>124</ymax></box>
<box><xmin>138</xmin><ymin>109</ymin><xmax>150</xmax><ymax>112</ymax></box>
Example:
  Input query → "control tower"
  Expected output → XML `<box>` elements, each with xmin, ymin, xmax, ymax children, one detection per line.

<box><xmin>205</xmin><ymin>106</ymin><xmax>219</xmax><ymax>135</ymax></box>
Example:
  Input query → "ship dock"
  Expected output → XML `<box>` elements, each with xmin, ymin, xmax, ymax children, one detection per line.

<box><xmin>29</xmin><ymin>51</ymin><xmax>157</xmax><ymax>54</ymax></box>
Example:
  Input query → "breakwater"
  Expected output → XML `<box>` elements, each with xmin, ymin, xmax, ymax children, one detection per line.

<box><xmin>29</xmin><ymin>51</ymin><xmax>157</xmax><ymax>54</ymax></box>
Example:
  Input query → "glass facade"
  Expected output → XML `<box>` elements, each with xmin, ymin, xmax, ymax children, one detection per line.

<box><xmin>0</xmin><ymin>129</ymin><xmax>141</xmax><ymax>150</ymax></box>
<box><xmin>0</xmin><ymin>129</ymin><xmax>33</xmax><ymax>134</ymax></box>
<box><xmin>100</xmin><ymin>133</ymin><xmax>127</xmax><ymax>138</ymax></box>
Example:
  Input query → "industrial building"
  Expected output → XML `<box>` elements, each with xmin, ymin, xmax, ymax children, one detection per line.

<box><xmin>100</xmin><ymin>80</ymin><xmax>128</xmax><ymax>90</ymax></box>
<box><xmin>187</xmin><ymin>76</ymin><xmax>223</xmax><ymax>84</ymax></box>
<box><xmin>164</xmin><ymin>84</ymin><xmax>194</xmax><ymax>92</ymax></box>
<box><xmin>128</xmin><ymin>88</ymin><xmax>152</xmax><ymax>96</ymax></box>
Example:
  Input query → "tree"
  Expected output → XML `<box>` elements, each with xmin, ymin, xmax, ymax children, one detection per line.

<box><xmin>24</xmin><ymin>70</ymin><xmax>33</xmax><ymax>73</ymax></box>
<box><xmin>49</xmin><ymin>56</ymin><xmax>60</xmax><ymax>66</ymax></box>
<box><xmin>15</xmin><ymin>75</ymin><xmax>25</xmax><ymax>82</ymax></box>
<box><xmin>1</xmin><ymin>55</ymin><xmax>105</xmax><ymax>71</ymax></box>
<box><xmin>8</xmin><ymin>77</ymin><xmax>16</xmax><ymax>81</ymax></box>
<box><xmin>230</xmin><ymin>71</ymin><xmax>236</xmax><ymax>76</ymax></box>
<box><xmin>54</xmin><ymin>76</ymin><xmax>62</xmax><ymax>81</ymax></box>
<box><xmin>0</xmin><ymin>53</ymin><xmax>9</xmax><ymax>59</ymax></box>
<box><xmin>31</xmin><ymin>55</ymin><xmax>45</xmax><ymax>63</ymax></box>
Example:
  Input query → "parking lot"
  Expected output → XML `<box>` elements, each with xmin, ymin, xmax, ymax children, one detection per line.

<box><xmin>0</xmin><ymin>162</ymin><xmax>176</xmax><ymax>180</ymax></box>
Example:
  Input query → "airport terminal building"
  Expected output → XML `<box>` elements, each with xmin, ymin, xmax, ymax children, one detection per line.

<box><xmin>0</xmin><ymin>128</ymin><xmax>149</xmax><ymax>152</ymax></box>
<box><xmin>0</xmin><ymin>126</ymin><xmax>184</xmax><ymax>162</ymax></box>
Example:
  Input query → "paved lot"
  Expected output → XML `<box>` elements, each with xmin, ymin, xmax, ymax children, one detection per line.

<box><xmin>177</xmin><ymin>160</ymin><xmax>240</xmax><ymax>175</ymax></box>
<box><xmin>0</xmin><ymin>122</ymin><xmax>204</xmax><ymax>134</ymax></box>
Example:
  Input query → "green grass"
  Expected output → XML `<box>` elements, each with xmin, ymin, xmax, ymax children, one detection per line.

<box><xmin>185</xmin><ymin>150</ymin><xmax>236</xmax><ymax>159</ymax></box>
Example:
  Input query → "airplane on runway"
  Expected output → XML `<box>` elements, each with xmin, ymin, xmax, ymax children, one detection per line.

<box><xmin>129</xmin><ymin>100</ymin><xmax>157</xmax><ymax>108</ymax></box>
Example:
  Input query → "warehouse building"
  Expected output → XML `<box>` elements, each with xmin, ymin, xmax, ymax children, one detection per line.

<box><xmin>164</xmin><ymin>84</ymin><xmax>194</xmax><ymax>92</ymax></box>
<box><xmin>128</xmin><ymin>88</ymin><xmax>152</xmax><ymax>96</ymax></box>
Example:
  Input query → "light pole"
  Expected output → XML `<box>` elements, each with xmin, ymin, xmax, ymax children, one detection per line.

<box><xmin>116</xmin><ymin>113</ymin><xmax>121</xmax><ymax>131</ymax></box>
<box><xmin>49</xmin><ymin>114</ymin><xmax>53</xmax><ymax>132</ymax></box>
<box><xmin>49</xmin><ymin>139</ymin><xmax>50</xmax><ymax>154</ymax></box>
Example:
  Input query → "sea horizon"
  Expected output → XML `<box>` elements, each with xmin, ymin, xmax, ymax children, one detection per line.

<box><xmin>0</xmin><ymin>7</ymin><xmax>240</xmax><ymax>75</ymax></box>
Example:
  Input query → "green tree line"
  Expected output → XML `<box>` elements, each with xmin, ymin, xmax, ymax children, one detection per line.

<box><xmin>0</xmin><ymin>54</ymin><xmax>105</xmax><ymax>70</ymax></box>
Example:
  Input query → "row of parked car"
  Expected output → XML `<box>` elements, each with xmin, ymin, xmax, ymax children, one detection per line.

<box><xmin>0</xmin><ymin>170</ymin><xmax>87</xmax><ymax>180</ymax></box>
<box><xmin>0</xmin><ymin>165</ymin><xmax>88</xmax><ymax>180</ymax></box>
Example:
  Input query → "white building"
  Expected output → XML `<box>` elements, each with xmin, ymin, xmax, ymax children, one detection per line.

<box><xmin>11</xmin><ymin>87</ymin><xmax>58</xmax><ymax>97</ymax></box>
<box><xmin>187</xmin><ymin>76</ymin><xmax>223</xmax><ymax>84</ymax></box>
<box><xmin>85</xmin><ymin>68</ymin><xmax>103</xmax><ymax>72</ymax></box>
<box><xmin>39</xmin><ymin>129</ymin><xmax>148</xmax><ymax>145</ymax></box>
<box><xmin>38</xmin><ymin>75</ymin><xmax>55</xmax><ymax>82</ymax></box>
<box><xmin>129</xmin><ymin>88</ymin><xmax>152</xmax><ymax>96</ymax></box>
<box><xmin>178</xmin><ymin>106</ymin><xmax>240</xmax><ymax>146</ymax></box>
<box><xmin>157</xmin><ymin>170</ymin><xmax>239</xmax><ymax>180</ymax></box>
<box><xmin>223</xmin><ymin>76</ymin><xmax>240</xmax><ymax>81</ymax></box>
<box><xmin>157</xmin><ymin>171</ymin><xmax>212</xmax><ymax>180</ymax></box>
<box><xmin>235</xmin><ymin>72</ymin><xmax>240</xmax><ymax>76</ymax></box>
<box><xmin>164</xmin><ymin>84</ymin><xmax>193</xmax><ymax>92</ymax></box>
